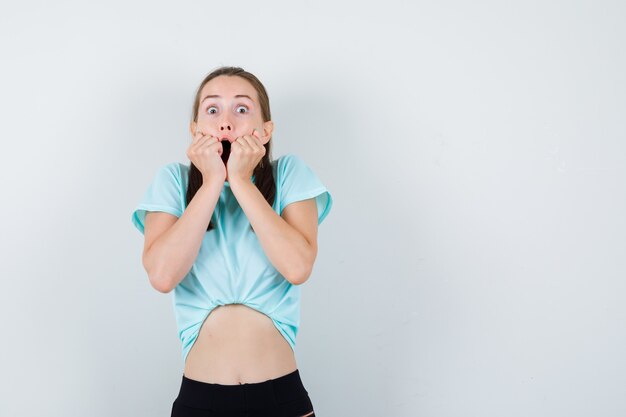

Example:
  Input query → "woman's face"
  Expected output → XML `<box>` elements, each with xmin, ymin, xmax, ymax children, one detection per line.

<box><xmin>191</xmin><ymin>75</ymin><xmax>273</xmax><ymax>147</ymax></box>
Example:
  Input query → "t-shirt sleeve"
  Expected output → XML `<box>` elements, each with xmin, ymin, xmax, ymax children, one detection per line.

<box><xmin>277</xmin><ymin>154</ymin><xmax>333</xmax><ymax>225</ymax></box>
<box><xmin>131</xmin><ymin>162</ymin><xmax>184</xmax><ymax>235</ymax></box>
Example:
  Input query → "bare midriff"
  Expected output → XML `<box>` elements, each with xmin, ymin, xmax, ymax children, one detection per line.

<box><xmin>183</xmin><ymin>303</ymin><xmax>298</xmax><ymax>385</ymax></box>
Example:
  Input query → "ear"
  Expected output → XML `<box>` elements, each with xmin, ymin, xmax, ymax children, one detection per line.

<box><xmin>260</xmin><ymin>120</ymin><xmax>274</xmax><ymax>145</ymax></box>
<box><xmin>190</xmin><ymin>121</ymin><xmax>197</xmax><ymax>136</ymax></box>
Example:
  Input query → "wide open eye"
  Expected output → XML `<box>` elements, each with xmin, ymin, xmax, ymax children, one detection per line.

<box><xmin>207</xmin><ymin>106</ymin><xmax>217</xmax><ymax>114</ymax></box>
<box><xmin>236</xmin><ymin>105</ymin><xmax>249</xmax><ymax>114</ymax></box>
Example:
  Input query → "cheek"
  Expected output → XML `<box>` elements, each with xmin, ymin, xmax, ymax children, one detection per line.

<box><xmin>196</xmin><ymin>115</ymin><xmax>214</xmax><ymax>127</ymax></box>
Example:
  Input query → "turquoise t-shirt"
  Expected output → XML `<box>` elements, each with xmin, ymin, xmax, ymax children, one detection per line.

<box><xmin>131</xmin><ymin>154</ymin><xmax>333</xmax><ymax>364</ymax></box>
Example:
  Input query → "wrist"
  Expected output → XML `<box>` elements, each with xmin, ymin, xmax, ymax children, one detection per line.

<box><xmin>228</xmin><ymin>176</ymin><xmax>252</xmax><ymax>187</ymax></box>
<box><xmin>228</xmin><ymin>177</ymin><xmax>255</xmax><ymax>194</ymax></box>
<box><xmin>200</xmin><ymin>177</ymin><xmax>225</xmax><ymax>191</ymax></box>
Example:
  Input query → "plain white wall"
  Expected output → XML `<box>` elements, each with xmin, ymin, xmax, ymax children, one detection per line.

<box><xmin>1</xmin><ymin>1</ymin><xmax>624</xmax><ymax>416</ymax></box>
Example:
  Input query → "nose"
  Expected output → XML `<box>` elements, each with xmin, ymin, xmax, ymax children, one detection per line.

<box><xmin>219</xmin><ymin>119</ymin><xmax>233</xmax><ymax>134</ymax></box>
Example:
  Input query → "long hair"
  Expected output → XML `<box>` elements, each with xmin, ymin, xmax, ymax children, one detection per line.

<box><xmin>186</xmin><ymin>66</ymin><xmax>276</xmax><ymax>232</ymax></box>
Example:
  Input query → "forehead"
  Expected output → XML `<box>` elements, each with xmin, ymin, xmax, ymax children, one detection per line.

<box><xmin>200</xmin><ymin>75</ymin><xmax>258</xmax><ymax>101</ymax></box>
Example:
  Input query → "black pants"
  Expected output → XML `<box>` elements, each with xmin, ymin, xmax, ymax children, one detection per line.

<box><xmin>170</xmin><ymin>368</ymin><xmax>316</xmax><ymax>417</ymax></box>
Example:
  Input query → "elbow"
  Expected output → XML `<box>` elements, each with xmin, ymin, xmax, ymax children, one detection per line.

<box><xmin>152</xmin><ymin>278</ymin><xmax>174</xmax><ymax>293</ymax></box>
<box><xmin>145</xmin><ymin>263</ymin><xmax>174</xmax><ymax>293</ymax></box>
<box><xmin>143</xmin><ymin>251</ymin><xmax>174</xmax><ymax>293</ymax></box>
<box><xmin>288</xmin><ymin>264</ymin><xmax>313</xmax><ymax>286</ymax></box>
<box><xmin>288</xmin><ymin>247</ymin><xmax>316</xmax><ymax>285</ymax></box>
<box><xmin>148</xmin><ymin>272</ymin><xmax>174</xmax><ymax>293</ymax></box>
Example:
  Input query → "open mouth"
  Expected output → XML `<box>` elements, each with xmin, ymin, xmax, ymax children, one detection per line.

<box><xmin>221</xmin><ymin>139</ymin><xmax>231</xmax><ymax>164</ymax></box>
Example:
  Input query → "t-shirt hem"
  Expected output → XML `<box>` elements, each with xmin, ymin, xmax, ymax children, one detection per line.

<box><xmin>281</xmin><ymin>188</ymin><xmax>332</xmax><ymax>225</ymax></box>
<box><xmin>131</xmin><ymin>205</ymin><xmax>183</xmax><ymax>234</ymax></box>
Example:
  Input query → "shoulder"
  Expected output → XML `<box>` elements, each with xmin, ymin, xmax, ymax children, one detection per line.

<box><xmin>145</xmin><ymin>162</ymin><xmax>188</xmax><ymax>194</ymax></box>
<box><xmin>159</xmin><ymin>161</ymin><xmax>187</xmax><ymax>184</ymax></box>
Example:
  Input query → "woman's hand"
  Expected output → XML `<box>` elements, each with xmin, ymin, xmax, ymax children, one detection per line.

<box><xmin>226</xmin><ymin>128</ymin><xmax>266</xmax><ymax>182</ymax></box>
<box><xmin>186</xmin><ymin>128</ymin><xmax>227</xmax><ymax>183</ymax></box>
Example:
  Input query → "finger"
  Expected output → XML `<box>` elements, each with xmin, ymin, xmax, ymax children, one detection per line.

<box><xmin>192</xmin><ymin>135</ymin><xmax>213</xmax><ymax>154</ymax></box>
<box><xmin>242</xmin><ymin>134</ymin><xmax>258</xmax><ymax>149</ymax></box>
<box><xmin>202</xmin><ymin>136</ymin><xmax>220</xmax><ymax>146</ymax></box>
<box><xmin>206</xmin><ymin>136</ymin><xmax>222</xmax><ymax>150</ymax></box>
<box><xmin>194</xmin><ymin>135</ymin><xmax>211</xmax><ymax>148</ymax></box>
<box><xmin>253</xmin><ymin>129</ymin><xmax>265</xmax><ymax>146</ymax></box>
<box><xmin>232</xmin><ymin>136</ymin><xmax>247</xmax><ymax>151</ymax></box>
<box><xmin>250</xmin><ymin>133</ymin><xmax>266</xmax><ymax>158</ymax></box>
<box><xmin>242</xmin><ymin>134</ymin><xmax>263</xmax><ymax>153</ymax></box>
<box><xmin>204</xmin><ymin>136</ymin><xmax>222</xmax><ymax>153</ymax></box>
<box><xmin>249</xmin><ymin>131</ymin><xmax>262</xmax><ymax>144</ymax></box>
<box><xmin>192</xmin><ymin>129</ymin><xmax>205</xmax><ymax>144</ymax></box>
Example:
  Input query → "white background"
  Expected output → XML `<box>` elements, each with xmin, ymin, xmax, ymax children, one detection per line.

<box><xmin>1</xmin><ymin>1</ymin><xmax>624</xmax><ymax>416</ymax></box>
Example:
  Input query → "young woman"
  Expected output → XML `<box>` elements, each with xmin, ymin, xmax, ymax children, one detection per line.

<box><xmin>131</xmin><ymin>66</ymin><xmax>333</xmax><ymax>417</ymax></box>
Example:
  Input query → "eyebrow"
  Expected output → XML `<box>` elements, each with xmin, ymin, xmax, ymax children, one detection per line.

<box><xmin>201</xmin><ymin>94</ymin><xmax>254</xmax><ymax>103</ymax></box>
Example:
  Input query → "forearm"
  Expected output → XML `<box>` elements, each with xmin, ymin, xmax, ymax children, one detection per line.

<box><xmin>229</xmin><ymin>178</ymin><xmax>313</xmax><ymax>284</ymax></box>
<box><xmin>147</xmin><ymin>179</ymin><xmax>223</xmax><ymax>292</ymax></box>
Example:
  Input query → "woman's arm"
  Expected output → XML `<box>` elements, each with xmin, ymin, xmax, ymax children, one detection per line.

<box><xmin>229</xmin><ymin>177</ymin><xmax>318</xmax><ymax>285</ymax></box>
<box><xmin>142</xmin><ymin>178</ymin><xmax>224</xmax><ymax>293</ymax></box>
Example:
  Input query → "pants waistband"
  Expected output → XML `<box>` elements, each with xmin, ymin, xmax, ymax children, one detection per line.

<box><xmin>175</xmin><ymin>369</ymin><xmax>308</xmax><ymax>412</ymax></box>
